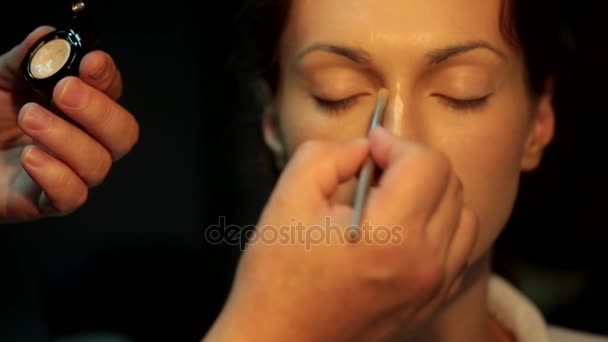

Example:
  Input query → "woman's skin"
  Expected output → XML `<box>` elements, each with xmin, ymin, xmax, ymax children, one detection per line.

<box><xmin>0</xmin><ymin>26</ymin><xmax>139</xmax><ymax>220</ymax></box>
<box><xmin>205</xmin><ymin>0</ymin><xmax>555</xmax><ymax>341</ymax></box>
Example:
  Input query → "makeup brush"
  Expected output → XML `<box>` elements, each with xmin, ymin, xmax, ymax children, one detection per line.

<box><xmin>350</xmin><ymin>88</ymin><xmax>389</xmax><ymax>235</ymax></box>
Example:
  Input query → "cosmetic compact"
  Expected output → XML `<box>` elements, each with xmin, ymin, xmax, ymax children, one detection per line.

<box><xmin>21</xmin><ymin>0</ymin><xmax>97</xmax><ymax>99</ymax></box>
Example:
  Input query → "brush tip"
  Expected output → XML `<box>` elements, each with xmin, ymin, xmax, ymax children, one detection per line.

<box><xmin>377</xmin><ymin>88</ymin><xmax>389</xmax><ymax>99</ymax></box>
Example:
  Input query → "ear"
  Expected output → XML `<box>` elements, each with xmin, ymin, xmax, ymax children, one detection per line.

<box><xmin>262</xmin><ymin>102</ymin><xmax>287</xmax><ymax>170</ymax></box>
<box><xmin>520</xmin><ymin>77</ymin><xmax>556</xmax><ymax>172</ymax></box>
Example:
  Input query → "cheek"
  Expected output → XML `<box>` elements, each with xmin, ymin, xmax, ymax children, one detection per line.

<box><xmin>433</xmin><ymin>112</ymin><xmax>529</xmax><ymax>260</ymax></box>
<box><xmin>457</xmin><ymin>130</ymin><xmax>523</xmax><ymax>258</ymax></box>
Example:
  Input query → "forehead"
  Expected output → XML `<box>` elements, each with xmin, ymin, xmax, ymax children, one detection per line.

<box><xmin>282</xmin><ymin>0</ymin><xmax>510</xmax><ymax>60</ymax></box>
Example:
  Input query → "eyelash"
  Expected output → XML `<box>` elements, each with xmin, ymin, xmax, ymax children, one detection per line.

<box><xmin>435</xmin><ymin>94</ymin><xmax>491</xmax><ymax>112</ymax></box>
<box><xmin>313</xmin><ymin>95</ymin><xmax>359</xmax><ymax>113</ymax></box>
<box><xmin>313</xmin><ymin>93</ymin><xmax>491</xmax><ymax>114</ymax></box>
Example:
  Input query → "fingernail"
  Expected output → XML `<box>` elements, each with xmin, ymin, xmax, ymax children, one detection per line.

<box><xmin>22</xmin><ymin>146</ymin><xmax>48</xmax><ymax>169</ymax></box>
<box><xmin>57</xmin><ymin>77</ymin><xmax>87</xmax><ymax>108</ymax></box>
<box><xmin>20</xmin><ymin>104</ymin><xmax>51</xmax><ymax>131</ymax></box>
<box><xmin>89</xmin><ymin>59</ymin><xmax>108</xmax><ymax>80</ymax></box>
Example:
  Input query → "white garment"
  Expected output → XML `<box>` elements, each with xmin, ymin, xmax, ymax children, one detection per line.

<box><xmin>489</xmin><ymin>275</ymin><xmax>608</xmax><ymax>342</ymax></box>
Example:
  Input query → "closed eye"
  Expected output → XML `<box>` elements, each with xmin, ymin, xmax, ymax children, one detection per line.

<box><xmin>313</xmin><ymin>95</ymin><xmax>360</xmax><ymax>113</ymax></box>
<box><xmin>433</xmin><ymin>94</ymin><xmax>492</xmax><ymax>112</ymax></box>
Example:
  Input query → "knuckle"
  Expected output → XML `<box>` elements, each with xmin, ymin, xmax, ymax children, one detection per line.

<box><xmin>53</xmin><ymin>168</ymin><xmax>74</xmax><ymax>191</ymax></box>
<box><xmin>412</xmin><ymin>260</ymin><xmax>444</xmax><ymax>298</ymax></box>
<box><xmin>93</xmin><ymin>102</ymin><xmax>115</xmax><ymax>128</ymax></box>
<box><xmin>360</xmin><ymin>260</ymin><xmax>401</xmax><ymax>287</ymax></box>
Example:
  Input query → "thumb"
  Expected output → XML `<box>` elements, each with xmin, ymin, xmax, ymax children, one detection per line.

<box><xmin>269</xmin><ymin>139</ymin><xmax>369</xmax><ymax>215</ymax></box>
<box><xmin>0</xmin><ymin>26</ymin><xmax>55</xmax><ymax>89</ymax></box>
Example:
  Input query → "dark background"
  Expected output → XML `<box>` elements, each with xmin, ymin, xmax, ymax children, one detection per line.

<box><xmin>0</xmin><ymin>0</ymin><xmax>606</xmax><ymax>341</ymax></box>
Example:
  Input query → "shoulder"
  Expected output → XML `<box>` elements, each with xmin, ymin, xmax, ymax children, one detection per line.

<box><xmin>549</xmin><ymin>325</ymin><xmax>608</xmax><ymax>342</ymax></box>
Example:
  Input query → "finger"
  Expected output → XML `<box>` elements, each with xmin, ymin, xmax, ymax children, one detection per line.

<box><xmin>52</xmin><ymin>76</ymin><xmax>139</xmax><ymax>160</ymax></box>
<box><xmin>274</xmin><ymin>139</ymin><xmax>369</xmax><ymax>211</ymax></box>
<box><xmin>78</xmin><ymin>50</ymin><xmax>123</xmax><ymax>100</ymax></box>
<box><xmin>18</xmin><ymin>102</ymin><xmax>113</xmax><ymax>186</ymax></box>
<box><xmin>0</xmin><ymin>25</ymin><xmax>55</xmax><ymax>88</ymax></box>
<box><xmin>444</xmin><ymin>207</ymin><xmax>479</xmax><ymax>284</ymax></box>
<box><xmin>365</xmin><ymin>127</ymin><xmax>451</xmax><ymax>226</ymax></box>
<box><xmin>21</xmin><ymin>145</ymin><xmax>88</xmax><ymax>213</ymax></box>
<box><xmin>425</xmin><ymin>172</ymin><xmax>464</xmax><ymax>252</ymax></box>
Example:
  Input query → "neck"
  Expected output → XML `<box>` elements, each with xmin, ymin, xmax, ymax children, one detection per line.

<box><xmin>409</xmin><ymin>252</ymin><xmax>514</xmax><ymax>342</ymax></box>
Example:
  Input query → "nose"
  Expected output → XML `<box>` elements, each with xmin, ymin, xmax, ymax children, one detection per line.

<box><xmin>381</xmin><ymin>93</ymin><xmax>403</xmax><ymax>137</ymax></box>
<box><xmin>378</xmin><ymin>81</ymin><xmax>427</xmax><ymax>142</ymax></box>
<box><xmin>381</xmin><ymin>82</ymin><xmax>411</xmax><ymax>138</ymax></box>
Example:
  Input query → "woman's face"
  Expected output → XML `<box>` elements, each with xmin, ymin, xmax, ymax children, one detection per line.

<box><xmin>264</xmin><ymin>0</ymin><xmax>554</xmax><ymax>261</ymax></box>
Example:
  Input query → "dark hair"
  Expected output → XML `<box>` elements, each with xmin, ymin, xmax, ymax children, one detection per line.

<box><xmin>232</xmin><ymin>0</ymin><xmax>572</xmax><ymax>98</ymax></box>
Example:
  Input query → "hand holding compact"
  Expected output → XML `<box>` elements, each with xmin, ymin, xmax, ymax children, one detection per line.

<box><xmin>0</xmin><ymin>3</ymin><xmax>138</xmax><ymax>221</ymax></box>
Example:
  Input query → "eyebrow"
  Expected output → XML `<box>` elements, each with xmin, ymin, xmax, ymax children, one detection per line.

<box><xmin>295</xmin><ymin>40</ymin><xmax>507</xmax><ymax>66</ymax></box>
<box><xmin>295</xmin><ymin>43</ymin><xmax>373</xmax><ymax>66</ymax></box>
<box><xmin>426</xmin><ymin>40</ymin><xmax>508</xmax><ymax>65</ymax></box>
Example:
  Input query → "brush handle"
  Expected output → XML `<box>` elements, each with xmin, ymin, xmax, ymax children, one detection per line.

<box><xmin>351</xmin><ymin>158</ymin><xmax>375</xmax><ymax>231</ymax></box>
<box><xmin>350</xmin><ymin>88</ymin><xmax>388</xmax><ymax>235</ymax></box>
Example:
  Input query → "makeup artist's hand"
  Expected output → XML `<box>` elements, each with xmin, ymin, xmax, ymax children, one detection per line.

<box><xmin>203</xmin><ymin>127</ymin><xmax>479</xmax><ymax>342</ymax></box>
<box><xmin>0</xmin><ymin>26</ymin><xmax>138</xmax><ymax>221</ymax></box>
